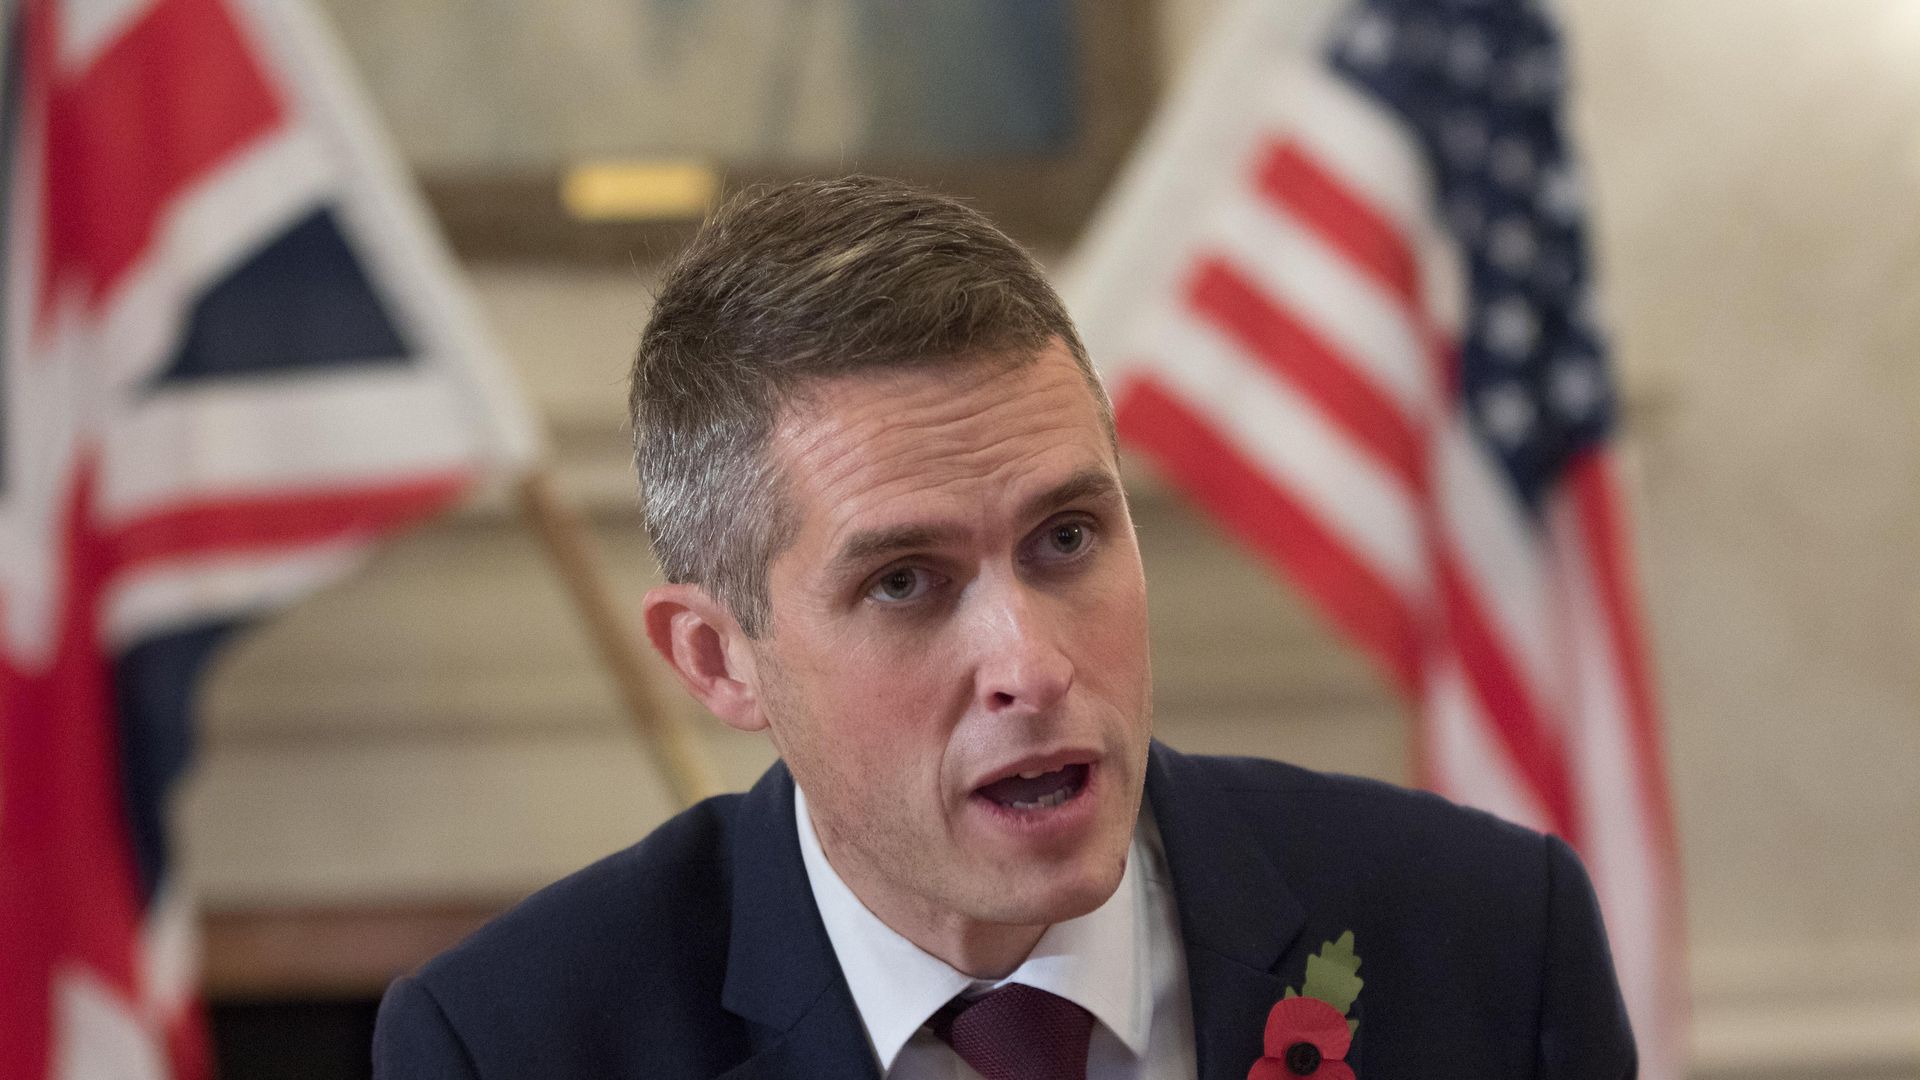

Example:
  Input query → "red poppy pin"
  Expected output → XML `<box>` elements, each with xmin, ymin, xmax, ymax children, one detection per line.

<box><xmin>1247</xmin><ymin>931</ymin><xmax>1362</xmax><ymax>1080</ymax></box>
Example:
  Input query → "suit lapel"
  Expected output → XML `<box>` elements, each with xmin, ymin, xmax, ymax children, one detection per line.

<box><xmin>714</xmin><ymin>746</ymin><xmax>1368</xmax><ymax>1079</ymax></box>
<box><xmin>1147</xmin><ymin>742</ymin><xmax>1340</xmax><ymax>1080</ymax></box>
<box><xmin>711</xmin><ymin>1005</ymin><xmax>881</xmax><ymax>1080</ymax></box>
<box><xmin>716</xmin><ymin>764</ymin><xmax>881</xmax><ymax>1080</ymax></box>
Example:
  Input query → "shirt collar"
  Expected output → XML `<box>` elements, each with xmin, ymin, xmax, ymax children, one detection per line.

<box><xmin>794</xmin><ymin>784</ymin><xmax>1152</xmax><ymax>1072</ymax></box>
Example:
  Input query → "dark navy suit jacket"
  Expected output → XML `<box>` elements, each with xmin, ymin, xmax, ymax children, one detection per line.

<box><xmin>373</xmin><ymin>742</ymin><xmax>1636</xmax><ymax>1078</ymax></box>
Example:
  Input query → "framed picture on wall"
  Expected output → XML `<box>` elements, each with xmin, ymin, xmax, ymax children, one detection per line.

<box><xmin>320</xmin><ymin>0</ymin><xmax>1158</xmax><ymax>259</ymax></box>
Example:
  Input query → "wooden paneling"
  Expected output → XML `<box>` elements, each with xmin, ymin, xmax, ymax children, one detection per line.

<box><xmin>205</xmin><ymin>905</ymin><xmax>502</xmax><ymax>998</ymax></box>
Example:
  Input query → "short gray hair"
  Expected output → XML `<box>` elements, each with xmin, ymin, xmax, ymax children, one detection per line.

<box><xmin>629</xmin><ymin>176</ymin><xmax>1109</xmax><ymax>637</ymax></box>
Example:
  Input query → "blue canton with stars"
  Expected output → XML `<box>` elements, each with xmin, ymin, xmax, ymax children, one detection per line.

<box><xmin>1328</xmin><ymin>0</ymin><xmax>1615</xmax><ymax>509</ymax></box>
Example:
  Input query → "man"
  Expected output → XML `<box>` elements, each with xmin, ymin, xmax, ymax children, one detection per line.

<box><xmin>374</xmin><ymin>177</ymin><xmax>1635</xmax><ymax>1079</ymax></box>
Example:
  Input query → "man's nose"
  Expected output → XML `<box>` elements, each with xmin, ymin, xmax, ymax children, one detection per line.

<box><xmin>971</xmin><ymin>579</ymin><xmax>1074</xmax><ymax>715</ymax></box>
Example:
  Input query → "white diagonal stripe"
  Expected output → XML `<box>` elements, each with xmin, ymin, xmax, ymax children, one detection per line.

<box><xmin>104</xmin><ymin>539</ymin><xmax>366</xmax><ymax>649</ymax></box>
<box><xmin>1422</xmin><ymin>652</ymin><xmax>1553</xmax><ymax>834</ymax></box>
<box><xmin>232</xmin><ymin>0</ymin><xmax>543</xmax><ymax>468</ymax></box>
<box><xmin>1060</xmin><ymin>0</ymin><xmax>1351</xmax><ymax>380</ymax></box>
<box><xmin>1545</xmin><ymin>482</ymin><xmax>1679</xmax><ymax>1080</ymax></box>
<box><xmin>1434</xmin><ymin>417</ymin><xmax>1560</xmax><ymax>712</ymax></box>
<box><xmin>1272</xmin><ymin>65</ymin><xmax>1470</xmax><ymax>340</ymax></box>
<box><xmin>1145</xmin><ymin>311</ymin><xmax>1431</xmax><ymax>602</ymax></box>
<box><xmin>95</xmin><ymin>127</ymin><xmax>336</xmax><ymax>392</ymax></box>
<box><xmin>52</xmin><ymin>966</ymin><xmax>167</xmax><ymax>1080</ymax></box>
<box><xmin>98</xmin><ymin>372</ymin><xmax>480</xmax><ymax>522</ymax></box>
<box><xmin>140</xmin><ymin>882</ymin><xmax>201</xmax><ymax>1017</ymax></box>
<box><xmin>1208</xmin><ymin>193</ymin><xmax>1441</xmax><ymax>424</ymax></box>
<box><xmin>57</xmin><ymin>0</ymin><xmax>160</xmax><ymax>73</ymax></box>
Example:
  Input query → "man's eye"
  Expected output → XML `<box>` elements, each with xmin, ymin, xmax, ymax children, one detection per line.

<box><xmin>868</xmin><ymin>567</ymin><xmax>933</xmax><ymax>603</ymax></box>
<box><xmin>1048</xmin><ymin>522</ymin><xmax>1088</xmax><ymax>555</ymax></box>
<box><xmin>1035</xmin><ymin>519</ymin><xmax>1097</xmax><ymax>563</ymax></box>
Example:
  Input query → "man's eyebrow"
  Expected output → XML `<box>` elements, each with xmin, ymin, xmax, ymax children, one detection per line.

<box><xmin>1017</xmin><ymin>467</ymin><xmax>1124</xmax><ymax>524</ymax></box>
<box><xmin>829</xmin><ymin>523</ymin><xmax>964</xmax><ymax>577</ymax></box>
<box><xmin>828</xmin><ymin>468</ymin><xmax>1123</xmax><ymax>578</ymax></box>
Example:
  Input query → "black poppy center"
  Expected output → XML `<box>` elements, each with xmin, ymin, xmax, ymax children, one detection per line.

<box><xmin>1284</xmin><ymin>1040</ymin><xmax>1323</xmax><ymax>1075</ymax></box>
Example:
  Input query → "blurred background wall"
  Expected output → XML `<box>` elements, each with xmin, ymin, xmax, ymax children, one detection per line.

<box><xmin>177</xmin><ymin>1</ymin><xmax>1919</xmax><ymax>1077</ymax></box>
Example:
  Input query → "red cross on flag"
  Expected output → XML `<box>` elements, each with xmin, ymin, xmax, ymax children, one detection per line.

<box><xmin>0</xmin><ymin>0</ymin><xmax>537</xmax><ymax>1075</ymax></box>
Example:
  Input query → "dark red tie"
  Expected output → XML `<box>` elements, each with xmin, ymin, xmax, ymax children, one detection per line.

<box><xmin>927</xmin><ymin>983</ymin><xmax>1095</xmax><ymax>1080</ymax></box>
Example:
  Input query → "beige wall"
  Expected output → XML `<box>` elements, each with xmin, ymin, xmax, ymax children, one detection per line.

<box><xmin>1568</xmin><ymin>3</ymin><xmax>1920</xmax><ymax>1076</ymax></box>
<box><xmin>182</xmin><ymin>2</ymin><xmax>1919</xmax><ymax>1077</ymax></box>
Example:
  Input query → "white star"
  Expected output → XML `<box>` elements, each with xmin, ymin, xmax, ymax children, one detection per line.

<box><xmin>1537</xmin><ymin>163</ymin><xmax>1584</xmax><ymax>222</ymax></box>
<box><xmin>1488</xmin><ymin>218</ymin><xmax>1537</xmax><ymax>272</ymax></box>
<box><xmin>1449</xmin><ymin>192</ymin><xmax>1486</xmax><ymax>241</ymax></box>
<box><xmin>1490</xmin><ymin>137</ymin><xmax>1536</xmax><ymax>188</ymax></box>
<box><xmin>1478</xmin><ymin>382</ymin><xmax>1538</xmax><ymax>448</ymax></box>
<box><xmin>1403</xmin><ymin>16</ymin><xmax>1448</xmax><ymax>67</ymax></box>
<box><xmin>1573</xmin><ymin>288</ymin><xmax>1603</xmax><ymax>331</ymax></box>
<box><xmin>1534</xmin><ymin>250</ymin><xmax>1577</xmax><ymax>295</ymax></box>
<box><xmin>1482</xmin><ymin>295</ymin><xmax>1540</xmax><ymax>359</ymax></box>
<box><xmin>1448</xmin><ymin>28</ymin><xmax>1493</xmax><ymax>85</ymax></box>
<box><xmin>1442</xmin><ymin>112</ymin><xmax>1489</xmax><ymax>167</ymax></box>
<box><xmin>1549</xmin><ymin>355</ymin><xmax>1606</xmax><ymax>420</ymax></box>
<box><xmin>1502</xmin><ymin>49</ymin><xmax>1563</xmax><ymax>102</ymax></box>
<box><xmin>1342</xmin><ymin>10</ymin><xmax>1396</xmax><ymax>70</ymax></box>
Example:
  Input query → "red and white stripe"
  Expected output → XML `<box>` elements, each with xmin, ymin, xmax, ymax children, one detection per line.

<box><xmin>1067</xmin><ymin>2</ymin><xmax>1684</xmax><ymax>1075</ymax></box>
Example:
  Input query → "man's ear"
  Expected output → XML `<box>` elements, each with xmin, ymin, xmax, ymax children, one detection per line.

<box><xmin>641</xmin><ymin>583</ymin><xmax>766</xmax><ymax>733</ymax></box>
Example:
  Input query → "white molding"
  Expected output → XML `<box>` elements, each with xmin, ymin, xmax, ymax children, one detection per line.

<box><xmin>1691</xmin><ymin>999</ymin><xmax>1919</xmax><ymax>1076</ymax></box>
<box><xmin>1689</xmin><ymin>940</ymin><xmax>1920</xmax><ymax>1076</ymax></box>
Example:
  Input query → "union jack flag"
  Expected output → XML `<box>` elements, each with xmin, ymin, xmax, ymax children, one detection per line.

<box><xmin>1068</xmin><ymin>0</ymin><xmax>1685</xmax><ymax>1074</ymax></box>
<box><xmin>0</xmin><ymin>0</ymin><xmax>535</xmax><ymax>1075</ymax></box>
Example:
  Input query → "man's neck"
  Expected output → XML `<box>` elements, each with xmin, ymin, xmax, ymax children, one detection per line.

<box><xmin>792</xmin><ymin>791</ymin><xmax>1051</xmax><ymax>979</ymax></box>
<box><xmin>793</xmin><ymin>782</ymin><xmax>1166</xmax><ymax>1074</ymax></box>
<box><xmin>811</xmin><ymin>837</ymin><xmax>1049</xmax><ymax>979</ymax></box>
<box><xmin>856</xmin><ymin>889</ymin><xmax>1048</xmax><ymax>981</ymax></box>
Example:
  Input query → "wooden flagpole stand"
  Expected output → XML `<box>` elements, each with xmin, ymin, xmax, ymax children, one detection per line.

<box><xmin>514</xmin><ymin>467</ymin><xmax>723</xmax><ymax>807</ymax></box>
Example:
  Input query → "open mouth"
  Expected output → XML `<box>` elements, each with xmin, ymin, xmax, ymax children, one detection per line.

<box><xmin>974</xmin><ymin>763</ymin><xmax>1091</xmax><ymax>811</ymax></box>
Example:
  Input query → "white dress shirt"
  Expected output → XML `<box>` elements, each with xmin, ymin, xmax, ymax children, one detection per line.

<box><xmin>795</xmin><ymin>786</ymin><xmax>1197</xmax><ymax>1080</ymax></box>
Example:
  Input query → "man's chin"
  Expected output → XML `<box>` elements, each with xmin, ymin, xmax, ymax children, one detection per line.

<box><xmin>960</xmin><ymin>850</ymin><xmax>1130</xmax><ymax>928</ymax></box>
<box><xmin>953</xmin><ymin>772</ymin><xmax>1143</xmax><ymax>924</ymax></box>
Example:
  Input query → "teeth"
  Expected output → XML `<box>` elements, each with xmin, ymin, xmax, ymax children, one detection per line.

<box><xmin>1008</xmin><ymin>788</ymin><xmax>1072</xmax><ymax>810</ymax></box>
<box><xmin>1018</xmin><ymin>770</ymin><xmax>1046</xmax><ymax>779</ymax></box>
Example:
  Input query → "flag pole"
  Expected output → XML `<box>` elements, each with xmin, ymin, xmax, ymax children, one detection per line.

<box><xmin>514</xmin><ymin>468</ymin><xmax>724</xmax><ymax>807</ymax></box>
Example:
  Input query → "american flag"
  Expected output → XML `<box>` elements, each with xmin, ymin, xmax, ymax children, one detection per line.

<box><xmin>0</xmin><ymin>0</ymin><xmax>535</xmax><ymax>1075</ymax></box>
<box><xmin>1067</xmin><ymin>0</ymin><xmax>1684</xmax><ymax>1074</ymax></box>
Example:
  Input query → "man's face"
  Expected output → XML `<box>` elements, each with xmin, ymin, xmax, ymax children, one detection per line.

<box><xmin>751</xmin><ymin>340</ymin><xmax>1153</xmax><ymax>940</ymax></box>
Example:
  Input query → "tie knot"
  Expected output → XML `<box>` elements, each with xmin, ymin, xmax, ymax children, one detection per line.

<box><xmin>928</xmin><ymin>983</ymin><xmax>1095</xmax><ymax>1080</ymax></box>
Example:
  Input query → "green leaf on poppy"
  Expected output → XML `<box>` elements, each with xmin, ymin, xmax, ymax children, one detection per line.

<box><xmin>1300</xmin><ymin>931</ymin><xmax>1364</xmax><ymax>1015</ymax></box>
